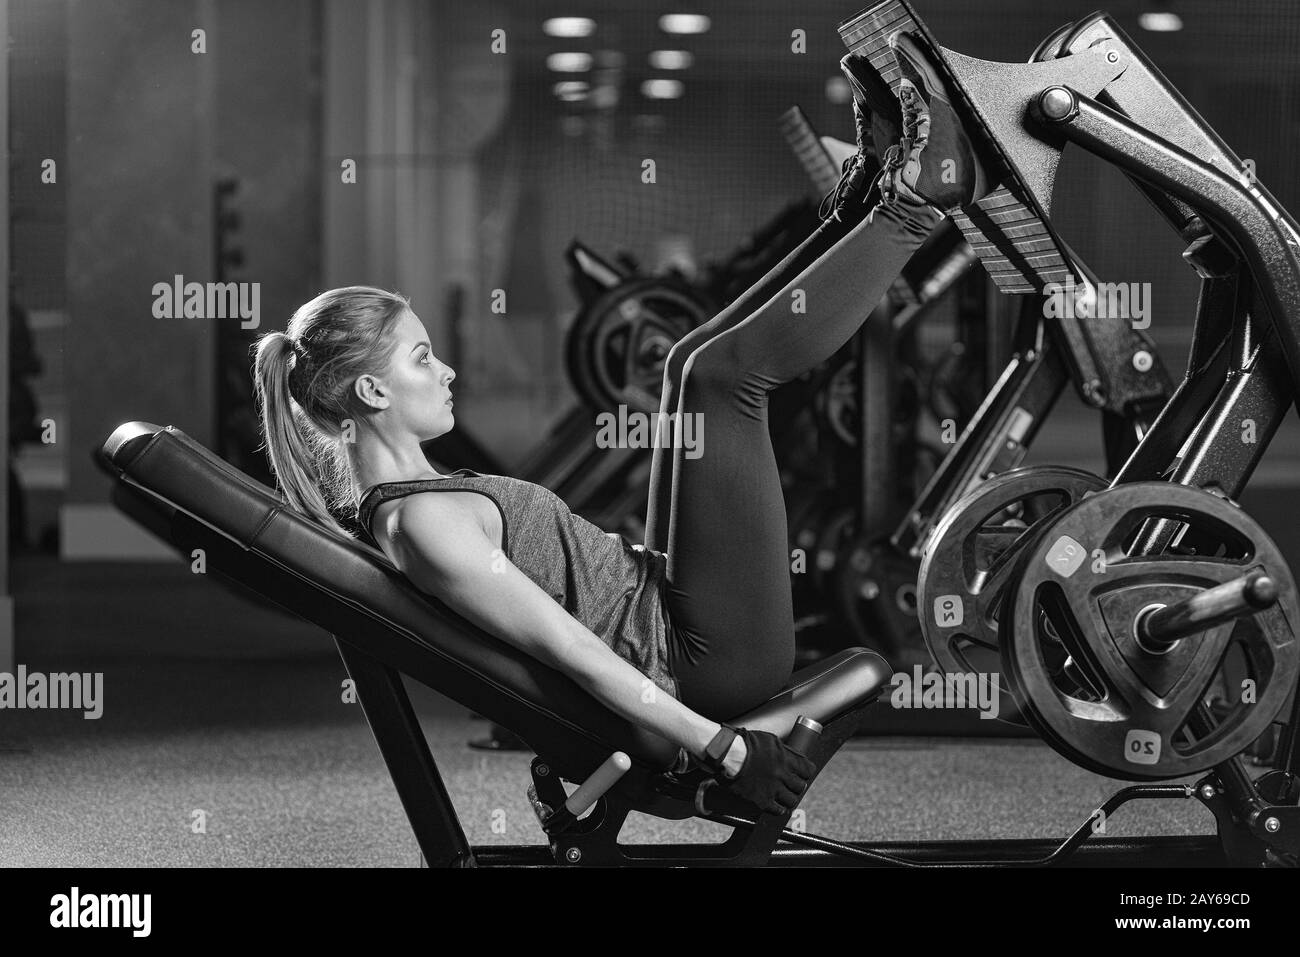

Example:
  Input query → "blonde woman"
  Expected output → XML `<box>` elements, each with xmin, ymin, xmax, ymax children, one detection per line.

<box><xmin>253</xmin><ymin>35</ymin><xmax>993</xmax><ymax>815</ymax></box>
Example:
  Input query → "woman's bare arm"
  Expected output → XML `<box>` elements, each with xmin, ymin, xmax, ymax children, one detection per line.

<box><xmin>382</xmin><ymin>493</ymin><xmax>747</xmax><ymax>775</ymax></box>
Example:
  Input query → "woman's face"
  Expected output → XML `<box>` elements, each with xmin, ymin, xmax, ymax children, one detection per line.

<box><xmin>379</xmin><ymin>308</ymin><xmax>456</xmax><ymax>441</ymax></box>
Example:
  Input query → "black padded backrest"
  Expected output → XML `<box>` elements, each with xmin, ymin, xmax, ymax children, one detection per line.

<box><xmin>96</xmin><ymin>422</ymin><xmax>682</xmax><ymax>775</ymax></box>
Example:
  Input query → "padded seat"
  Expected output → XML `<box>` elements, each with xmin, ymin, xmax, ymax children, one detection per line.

<box><xmin>96</xmin><ymin>422</ymin><xmax>891</xmax><ymax>783</ymax></box>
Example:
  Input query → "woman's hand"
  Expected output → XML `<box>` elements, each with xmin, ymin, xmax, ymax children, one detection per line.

<box><xmin>721</xmin><ymin>734</ymin><xmax>748</xmax><ymax>779</ymax></box>
<box><xmin>719</xmin><ymin>728</ymin><xmax>817</xmax><ymax>815</ymax></box>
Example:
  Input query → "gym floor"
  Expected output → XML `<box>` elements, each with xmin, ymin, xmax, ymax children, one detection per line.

<box><xmin>1</xmin><ymin>555</ymin><xmax>1224</xmax><ymax>868</ymax></box>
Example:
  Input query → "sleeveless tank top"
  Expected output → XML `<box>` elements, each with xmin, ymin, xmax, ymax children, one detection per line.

<box><xmin>355</xmin><ymin>471</ymin><xmax>680</xmax><ymax>701</ymax></box>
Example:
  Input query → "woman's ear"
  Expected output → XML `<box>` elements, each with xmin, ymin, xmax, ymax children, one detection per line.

<box><xmin>354</xmin><ymin>373</ymin><xmax>388</xmax><ymax>411</ymax></box>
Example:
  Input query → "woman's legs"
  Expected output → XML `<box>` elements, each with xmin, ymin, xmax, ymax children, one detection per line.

<box><xmin>643</xmin><ymin>205</ymin><xmax>867</xmax><ymax>553</ymax></box>
<box><xmin>660</xmin><ymin>200</ymin><xmax>943</xmax><ymax>719</ymax></box>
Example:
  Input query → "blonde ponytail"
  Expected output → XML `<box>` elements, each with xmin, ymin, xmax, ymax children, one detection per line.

<box><xmin>252</xmin><ymin>287</ymin><xmax>411</xmax><ymax>540</ymax></box>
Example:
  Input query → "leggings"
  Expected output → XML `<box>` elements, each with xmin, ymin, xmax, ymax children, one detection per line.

<box><xmin>644</xmin><ymin>199</ymin><xmax>943</xmax><ymax>720</ymax></box>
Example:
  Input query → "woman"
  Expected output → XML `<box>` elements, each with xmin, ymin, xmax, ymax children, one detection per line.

<box><xmin>253</xmin><ymin>35</ymin><xmax>995</xmax><ymax>816</ymax></box>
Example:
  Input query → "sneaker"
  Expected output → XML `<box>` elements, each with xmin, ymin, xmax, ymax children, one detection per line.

<box><xmin>840</xmin><ymin>51</ymin><xmax>904</xmax><ymax>142</ymax></box>
<box><xmin>882</xmin><ymin>31</ymin><xmax>998</xmax><ymax>213</ymax></box>
<box><xmin>819</xmin><ymin>53</ymin><xmax>905</xmax><ymax>221</ymax></box>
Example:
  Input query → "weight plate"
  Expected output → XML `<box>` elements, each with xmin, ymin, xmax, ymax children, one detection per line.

<box><xmin>810</xmin><ymin>505</ymin><xmax>858</xmax><ymax>601</ymax></box>
<box><xmin>815</xmin><ymin>355</ymin><xmax>859</xmax><ymax>447</ymax></box>
<box><xmin>917</xmin><ymin>466</ymin><xmax>1106</xmax><ymax>726</ymax></box>
<box><xmin>999</xmin><ymin>481</ymin><xmax>1300</xmax><ymax>781</ymax></box>
<box><xmin>787</xmin><ymin>490</ymin><xmax>835</xmax><ymax>610</ymax></box>
<box><xmin>834</xmin><ymin>535</ymin><xmax>931</xmax><ymax>672</ymax></box>
<box><xmin>566</xmin><ymin>278</ymin><xmax>711</xmax><ymax>415</ymax></box>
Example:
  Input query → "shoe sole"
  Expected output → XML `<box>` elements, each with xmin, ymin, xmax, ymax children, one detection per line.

<box><xmin>838</xmin><ymin>0</ymin><xmax>1078</xmax><ymax>294</ymax></box>
<box><xmin>839</xmin><ymin>53</ymin><xmax>902</xmax><ymax>130</ymax></box>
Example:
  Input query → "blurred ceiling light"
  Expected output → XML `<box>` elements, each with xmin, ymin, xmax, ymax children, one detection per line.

<box><xmin>649</xmin><ymin>50</ymin><xmax>694</xmax><ymax>70</ymax></box>
<box><xmin>659</xmin><ymin>14</ymin><xmax>711</xmax><ymax>35</ymax></box>
<box><xmin>543</xmin><ymin>17</ymin><xmax>596</xmax><ymax>38</ymax></box>
<box><xmin>554</xmin><ymin>80</ymin><xmax>590</xmax><ymax>101</ymax></box>
<box><xmin>547</xmin><ymin>51</ymin><xmax>593</xmax><ymax>72</ymax></box>
<box><xmin>1138</xmin><ymin>11</ymin><xmax>1183</xmax><ymax>31</ymax></box>
<box><xmin>642</xmin><ymin>78</ymin><xmax>684</xmax><ymax>99</ymax></box>
<box><xmin>825</xmin><ymin>75</ymin><xmax>852</xmax><ymax>105</ymax></box>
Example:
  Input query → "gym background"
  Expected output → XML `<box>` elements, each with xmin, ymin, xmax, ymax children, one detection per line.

<box><xmin>2</xmin><ymin>0</ymin><xmax>1299</xmax><ymax>866</ymax></box>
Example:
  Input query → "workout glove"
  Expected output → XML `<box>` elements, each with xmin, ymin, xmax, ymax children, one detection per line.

<box><xmin>722</xmin><ymin>728</ymin><xmax>817</xmax><ymax>815</ymax></box>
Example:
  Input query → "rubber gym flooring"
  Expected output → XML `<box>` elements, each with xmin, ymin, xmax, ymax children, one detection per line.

<box><xmin>1</xmin><ymin>555</ymin><xmax>1228</xmax><ymax>868</ymax></box>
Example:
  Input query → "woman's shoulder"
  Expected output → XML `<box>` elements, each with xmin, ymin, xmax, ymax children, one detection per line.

<box><xmin>375</xmin><ymin>483</ymin><xmax>484</xmax><ymax>526</ymax></box>
<box><xmin>373</xmin><ymin>493</ymin><xmax>505</xmax><ymax>577</ymax></box>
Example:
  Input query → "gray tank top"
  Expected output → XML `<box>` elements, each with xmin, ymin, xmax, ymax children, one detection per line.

<box><xmin>356</xmin><ymin>471</ymin><xmax>679</xmax><ymax>701</ymax></box>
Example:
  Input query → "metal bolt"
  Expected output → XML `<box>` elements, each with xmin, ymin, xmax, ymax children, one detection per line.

<box><xmin>1081</xmin><ymin>379</ymin><xmax>1106</xmax><ymax>406</ymax></box>
<box><xmin>565</xmin><ymin>846</ymin><xmax>582</xmax><ymax>863</ymax></box>
<box><xmin>1264</xmin><ymin>816</ymin><xmax>1281</xmax><ymax>833</ymax></box>
<box><xmin>1107</xmin><ymin>50</ymin><xmax>1119</xmax><ymax>62</ymax></box>
<box><xmin>897</xmin><ymin>584</ymin><xmax>918</xmax><ymax>614</ymax></box>
<box><xmin>1199</xmin><ymin>783</ymin><xmax>1217</xmax><ymax>800</ymax></box>
<box><xmin>536</xmin><ymin>764</ymin><xmax>549</xmax><ymax>777</ymax></box>
<box><xmin>1133</xmin><ymin>350</ymin><xmax>1153</xmax><ymax>372</ymax></box>
<box><xmin>859</xmin><ymin>579</ymin><xmax>881</xmax><ymax>601</ymax></box>
<box><xmin>1039</xmin><ymin>87</ymin><xmax>1076</xmax><ymax>120</ymax></box>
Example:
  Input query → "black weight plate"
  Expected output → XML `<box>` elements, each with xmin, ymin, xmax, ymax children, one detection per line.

<box><xmin>811</xmin><ymin>505</ymin><xmax>858</xmax><ymax>602</ymax></box>
<box><xmin>1000</xmin><ymin>482</ymin><xmax>1300</xmax><ymax>781</ymax></box>
<box><xmin>834</xmin><ymin>536</ymin><xmax>931</xmax><ymax>672</ymax></box>
<box><xmin>817</xmin><ymin>356</ymin><xmax>859</xmax><ymax>447</ymax></box>
<box><xmin>787</xmin><ymin>490</ymin><xmax>834</xmax><ymax>609</ymax></box>
<box><xmin>917</xmin><ymin>466</ymin><xmax>1106</xmax><ymax>726</ymax></box>
<box><xmin>567</xmin><ymin>278</ymin><xmax>711</xmax><ymax>415</ymax></box>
